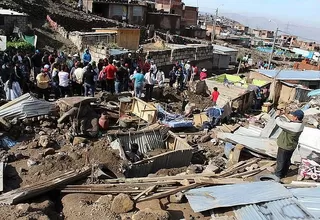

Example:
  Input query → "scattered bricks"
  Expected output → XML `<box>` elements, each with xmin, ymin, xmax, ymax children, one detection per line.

<box><xmin>111</xmin><ymin>193</ymin><xmax>135</xmax><ymax>214</ymax></box>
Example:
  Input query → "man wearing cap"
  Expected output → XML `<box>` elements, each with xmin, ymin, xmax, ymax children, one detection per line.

<box><xmin>36</xmin><ymin>65</ymin><xmax>51</xmax><ymax>101</ymax></box>
<box><xmin>275</xmin><ymin>110</ymin><xmax>304</xmax><ymax>178</ymax></box>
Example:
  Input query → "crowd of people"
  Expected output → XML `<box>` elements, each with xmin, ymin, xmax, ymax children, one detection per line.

<box><xmin>0</xmin><ymin>48</ymin><xmax>210</xmax><ymax>103</ymax></box>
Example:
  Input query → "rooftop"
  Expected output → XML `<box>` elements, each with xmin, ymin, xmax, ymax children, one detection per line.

<box><xmin>213</xmin><ymin>44</ymin><xmax>238</xmax><ymax>52</ymax></box>
<box><xmin>258</xmin><ymin>69</ymin><xmax>320</xmax><ymax>81</ymax></box>
<box><xmin>0</xmin><ymin>8</ymin><xmax>27</xmax><ymax>16</ymax></box>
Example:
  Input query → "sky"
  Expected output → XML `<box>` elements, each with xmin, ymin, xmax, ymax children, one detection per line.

<box><xmin>183</xmin><ymin>0</ymin><xmax>320</xmax><ymax>41</ymax></box>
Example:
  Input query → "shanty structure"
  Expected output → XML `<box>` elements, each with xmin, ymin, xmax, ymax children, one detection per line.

<box><xmin>108</xmin><ymin>127</ymin><xmax>193</xmax><ymax>177</ymax></box>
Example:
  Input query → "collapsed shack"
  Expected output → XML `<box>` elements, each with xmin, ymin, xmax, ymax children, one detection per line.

<box><xmin>108</xmin><ymin>127</ymin><xmax>193</xmax><ymax>177</ymax></box>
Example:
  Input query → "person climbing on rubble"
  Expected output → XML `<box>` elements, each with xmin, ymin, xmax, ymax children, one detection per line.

<box><xmin>211</xmin><ymin>87</ymin><xmax>220</xmax><ymax>106</ymax></box>
<box><xmin>275</xmin><ymin>109</ymin><xmax>304</xmax><ymax>179</ymax></box>
<box><xmin>125</xmin><ymin>143</ymin><xmax>144</xmax><ymax>163</ymax></box>
<box><xmin>131</xmin><ymin>67</ymin><xmax>144</xmax><ymax>98</ymax></box>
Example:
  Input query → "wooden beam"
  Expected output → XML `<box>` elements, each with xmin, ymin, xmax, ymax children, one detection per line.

<box><xmin>133</xmin><ymin>185</ymin><xmax>157</xmax><ymax>201</ymax></box>
<box><xmin>138</xmin><ymin>183</ymin><xmax>200</xmax><ymax>202</ymax></box>
<box><xmin>0</xmin><ymin>162</ymin><xmax>4</xmax><ymax>192</ymax></box>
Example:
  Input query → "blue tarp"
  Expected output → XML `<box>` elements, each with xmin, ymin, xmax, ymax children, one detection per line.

<box><xmin>308</xmin><ymin>89</ymin><xmax>320</xmax><ymax>97</ymax></box>
<box><xmin>157</xmin><ymin>105</ymin><xmax>193</xmax><ymax>128</ymax></box>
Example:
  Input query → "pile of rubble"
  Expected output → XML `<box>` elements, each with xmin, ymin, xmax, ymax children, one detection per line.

<box><xmin>0</xmin><ymin>82</ymin><xmax>319</xmax><ymax>219</ymax></box>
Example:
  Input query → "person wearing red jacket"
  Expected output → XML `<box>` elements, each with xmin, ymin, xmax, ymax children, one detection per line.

<box><xmin>211</xmin><ymin>87</ymin><xmax>220</xmax><ymax>106</ymax></box>
<box><xmin>103</xmin><ymin>60</ymin><xmax>117</xmax><ymax>94</ymax></box>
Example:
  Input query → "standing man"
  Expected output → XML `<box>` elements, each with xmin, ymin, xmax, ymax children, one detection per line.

<box><xmin>31</xmin><ymin>50</ymin><xmax>42</xmax><ymax>82</ymax></box>
<box><xmin>184</xmin><ymin>60</ymin><xmax>191</xmax><ymax>81</ymax></box>
<box><xmin>211</xmin><ymin>87</ymin><xmax>219</xmax><ymax>106</ymax></box>
<box><xmin>169</xmin><ymin>66</ymin><xmax>177</xmax><ymax>87</ymax></box>
<box><xmin>82</xmin><ymin>49</ymin><xmax>92</xmax><ymax>66</ymax></box>
<box><xmin>36</xmin><ymin>65</ymin><xmax>51</xmax><ymax>101</ymax></box>
<box><xmin>115</xmin><ymin>61</ymin><xmax>125</xmax><ymax>94</ymax></box>
<box><xmin>144</xmin><ymin>68</ymin><xmax>156</xmax><ymax>102</ymax></box>
<box><xmin>104</xmin><ymin>60</ymin><xmax>117</xmax><ymax>94</ymax></box>
<box><xmin>275</xmin><ymin>110</ymin><xmax>304</xmax><ymax>179</ymax></box>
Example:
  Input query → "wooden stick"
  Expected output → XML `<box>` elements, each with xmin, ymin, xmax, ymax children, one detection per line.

<box><xmin>138</xmin><ymin>183</ymin><xmax>200</xmax><ymax>202</ymax></box>
<box><xmin>133</xmin><ymin>185</ymin><xmax>157</xmax><ymax>201</ymax></box>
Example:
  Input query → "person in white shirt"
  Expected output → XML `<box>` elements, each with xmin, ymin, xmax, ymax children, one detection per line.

<box><xmin>150</xmin><ymin>60</ymin><xmax>157</xmax><ymax>74</ymax></box>
<box><xmin>144</xmin><ymin>68</ymin><xmax>156</xmax><ymax>102</ymax></box>
<box><xmin>58</xmin><ymin>64</ymin><xmax>70</xmax><ymax>97</ymax></box>
<box><xmin>156</xmin><ymin>68</ymin><xmax>165</xmax><ymax>87</ymax></box>
<box><xmin>71</xmin><ymin>62</ymin><xmax>84</xmax><ymax>95</ymax></box>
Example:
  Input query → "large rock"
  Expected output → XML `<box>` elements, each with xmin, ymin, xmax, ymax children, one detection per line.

<box><xmin>136</xmin><ymin>199</ymin><xmax>162</xmax><ymax>210</ymax></box>
<box><xmin>111</xmin><ymin>193</ymin><xmax>135</xmax><ymax>214</ymax></box>
<box><xmin>95</xmin><ymin>195</ymin><xmax>113</xmax><ymax>209</ymax></box>
<box><xmin>169</xmin><ymin>192</ymin><xmax>184</xmax><ymax>203</ymax></box>
<box><xmin>38</xmin><ymin>135</ymin><xmax>51</xmax><ymax>148</ymax></box>
<box><xmin>72</xmin><ymin>137</ymin><xmax>87</xmax><ymax>146</ymax></box>
<box><xmin>43</xmin><ymin>148</ymin><xmax>55</xmax><ymax>157</ymax></box>
<box><xmin>16</xmin><ymin>203</ymin><xmax>30</xmax><ymax>215</ymax></box>
<box><xmin>132</xmin><ymin>208</ymin><xmax>170</xmax><ymax>220</ymax></box>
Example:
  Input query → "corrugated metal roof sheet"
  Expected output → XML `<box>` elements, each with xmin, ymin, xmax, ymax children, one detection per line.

<box><xmin>258</xmin><ymin>69</ymin><xmax>320</xmax><ymax>81</ymax></box>
<box><xmin>186</xmin><ymin>181</ymin><xmax>293</xmax><ymax>213</ymax></box>
<box><xmin>233</xmin><ymin>198</ymin><xmax>316</xmax><ymax>220</ymax></box>
<box><xmin>290</xmin><ymin>187</ymin><xmax>320</xmax><ymax>219</ymax></box>
<box><xmin>0</xmin><ymin>9</ymin><xmax>27</xmax><ymax>16</ymax></box>
<box><xmin>0</xmin><ymin>93</ymin><xmax>55</xmax><ymax>120</ymax></box>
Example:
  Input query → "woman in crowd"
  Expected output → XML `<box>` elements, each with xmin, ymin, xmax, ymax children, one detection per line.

<box><xmin>4</xmin><ymin>71</ymin><xmax>22</xmax><ymax>101</ymax></box>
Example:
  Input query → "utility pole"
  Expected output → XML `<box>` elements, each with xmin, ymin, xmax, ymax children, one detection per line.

<box><xmin>268</xmin><ymin>27</ymin><xmax>279</xmax><ymax>69</ymax></box>
<box><xmin>211</xmin><ymin>8</ymin><xmax>218</xmax><ymax>43</ymax></box>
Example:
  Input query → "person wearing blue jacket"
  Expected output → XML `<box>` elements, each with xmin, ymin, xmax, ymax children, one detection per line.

<box><xmin>82</xmin><ymin>49</ymin><xmax>92</xmax><ymax>66</ymax></box>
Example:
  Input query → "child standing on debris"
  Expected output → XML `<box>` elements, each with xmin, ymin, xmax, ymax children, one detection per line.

<box><xmin>211</xmin><ymin>87</ymin><xmax>220</xmax><ymax>106</ymax></box>
<box><xmin>131</xmin><ymin>67</ymin><xmax>144</xmax><ymax>98</ymax></box>
<box><xmin>275</xmin><ymin>110</ymin><xmax>304</xmax><ymax>179</ymax></box>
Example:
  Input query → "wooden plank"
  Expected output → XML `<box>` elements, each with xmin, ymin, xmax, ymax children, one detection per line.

<box><xmin>194</xmin><ymin>178</ymin><xmax>246</xmax><ymax>185</ymax></box>
<box><xmin>0</xmin><ymin>162</ymin><xmax>4</xmax><ymax>192</ymax></box>
<box><xmin>138</xmin><ymin>183</ymin><xmax>200</xmax><ymax>202</ymax></box>
<box><xmin>0</xmin><ymin>168</ymin><xmax>91</xmax><ymax>205</ymax></box>
<box><xmin>131</xmin><ymin>97</ymin><xmax>157</xmax><ymax>123</ymax></box>
<box><xmin>133</xmin><ymin>185</ymin><xmax>157</xmax><ymax>201</ymax></box>
<box><xmin>229</xmin><ymin>161</ymin><xmax>276</xmax><ymax>178</ymax></box>
<box><xmin>193</xmin><ymin>113</ymin><xmax>209</xmax><ymax>127</ymax></box>
<box><xmin>219</xmin><ymin>158</ymin><xmax>261</xmax><ymax>177</ymax></box>
<box><xmin>226</xmin><ymin>144</ymin><xmax>244</xmax><ymax>168</ymax></box>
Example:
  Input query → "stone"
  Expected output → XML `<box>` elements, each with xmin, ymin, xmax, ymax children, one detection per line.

<box><xmin>38</xmin><ymin>135</ymin><xmax>50</xmax><ymax>148</ymax></box>
<box><xmin>24</xmin><ymin>126</ymin><xmax>34</xmax><ymax>133</ymax></box>
<box><xmin>169</xmin><ymin>192</ymin><xmax>184</xmax><ymax>203</ymax></box>
<box><xmin>132</xmin><ymin>208</ymin><xmax>170</xmax><ymax>220</ymax></box>
<box><xmin>30</xmin><ymin>199</ymin><xmax>54</xmax><ymax>212</ymax></box>
<box><xmin>95</xmin><ymin>195</ymin><xmax>113</xmax><ymax>209</ymax></box>
<box><xmin>136</xmin><ymin>199</ymin><xmax>162</xmax><ymax>210</ymax></box>
<box><xmin>68</xmin><ymin>152</ymin><xmax>81</xmax><ymax>160</ymax></box>
<box><xmin>43</xmin><ymin>148</ymin><xmax>55</xmax><ymax>156</ymax></box>
<box><xmin>39</xmin><ymin>131</ymin><xmax>46</xmax><ymax>136</ymax></box>
<box><xmin>203</xmin><ymin>163</ymin><xmax>219</xmax><ymax>174</ymax></box>
<box><xmin>245</xmin><ymin>164</ymin><xmax>259</xmax><ymax>171</ymax></box>
<box><xmin>16</xmin><ymin>203</ymin><xmax>30</xmax><ymax>214</ymax></box>
<box><xmin>72</xmin><ymin>137</ymin><xmax>87</xmax><ymax>146</ymax></box>
<box><xmin>15</xmin><ymin>153</ymin><xmax>25</xmax><ymax>160</ymax></box>
<box><xmin>27</xmin><ymin>159</ymin><xmax>38</xmax><ymax>167</ymax></box>
<box><xmin>111</xmin><ymin>193</ymin><xmax>135</xmax><ymax>214</ymax></box>
<box><xmin>41</xmin><ymin>121</ymin><xmax>52</xmax><ymax>128</ymax></box>
<box><xmin>36</xmin><ymin>153</ymin><xmax>44</xmax><ymax>160</ymax></box>
<box><xmin>186</xmin><ymin>164</ymin><xmax>203</xmax><ymax>174</ymax></box>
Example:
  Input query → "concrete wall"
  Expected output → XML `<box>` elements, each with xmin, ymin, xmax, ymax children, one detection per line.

<box><xmin>147</xmin><ymin>13</ymin><xmax>181</xmax><ymax>31</ymax></box>
<box><xmin>0</xmin><ymin>15</ymin><xmax>28</xmax><ymax>34</ymax></box>
<box><xmin>69</xmin><ymin>31</ymin><xmax>117</xmax><ymax>51</ymax></box>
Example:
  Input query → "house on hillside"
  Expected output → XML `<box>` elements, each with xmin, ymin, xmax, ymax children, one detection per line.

<box><xmin>0</xmin><ymin>9</ymin><xmax>28</xmax><ymax>35</ymax></box>
<box><xmin>84</xmin><ymin>0</ymin><xmax>147</xmax><ymax>26</ymax></box>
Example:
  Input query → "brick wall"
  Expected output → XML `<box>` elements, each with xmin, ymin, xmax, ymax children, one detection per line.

<box><xmin>68</xmin><ymin>31</ymin><xmax>117</xmax><ymax>51</ymax></box>
<box><xmin>0</xmin><ymin>15</ymin><xmax>28</xmax><ymax>34</ymax></box>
